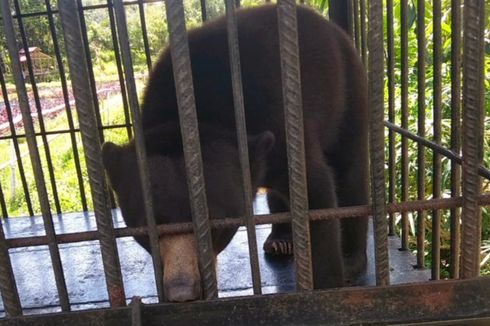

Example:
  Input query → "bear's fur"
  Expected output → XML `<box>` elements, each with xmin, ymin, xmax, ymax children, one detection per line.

<box><xmin>102</xmin><ymin>4</ymin><xmax>368</xmax><ymax>301</ymax></box>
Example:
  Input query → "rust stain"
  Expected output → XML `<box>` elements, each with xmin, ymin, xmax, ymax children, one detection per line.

<box><xmin>109</xmin><ymin>284</ymin><xmax>127</xmax><ymax>307</ymax></box>
<box><xmin>411</xmin><ymin>286</ymin><xmax>454</xmax><ymax>314</ymax></box>
<box><xmin>341</xmin><ymin>291</ymin><xmax>374</xmax><ymax>307</ymax></box>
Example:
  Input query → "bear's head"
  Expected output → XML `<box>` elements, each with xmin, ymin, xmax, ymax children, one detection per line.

<box><xmin>101</xmin><ymin>123</ymin><xmax>274</xmax><ymax>302</ymax></box>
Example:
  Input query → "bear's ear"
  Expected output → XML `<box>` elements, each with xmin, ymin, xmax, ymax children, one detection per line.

<box><xmin>248</xmin><ymin>131</ymin><xmax>275</xmax><ymax>161</ymax></box>
<box><xmin>101</xmin><ymin>142</ymin><xmax>122</xmax><ymax>187</ymax></box>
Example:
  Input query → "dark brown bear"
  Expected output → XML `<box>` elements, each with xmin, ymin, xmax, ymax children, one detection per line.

<box><xmin>102</xmin><ymin>4</ymin><xmax>368</xmax><ymax>302</ymax></box>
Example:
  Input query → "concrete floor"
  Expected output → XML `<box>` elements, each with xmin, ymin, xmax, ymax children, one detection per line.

<box><xmin>0</xmin><ymin>194</ymin><xmax>429</xmax><ymax>316</ymax></box>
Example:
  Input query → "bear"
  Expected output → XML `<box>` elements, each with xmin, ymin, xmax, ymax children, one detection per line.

<box><xmin>101</xmin><ymin>4</ymin><xmax>368</xmax><ymax>302</ymax></box>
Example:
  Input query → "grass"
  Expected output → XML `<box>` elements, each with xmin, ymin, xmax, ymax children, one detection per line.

<box><xmin>0</xmin><ymin>75</ymin><xmax>144</xmax><ymax>217</ymax></box>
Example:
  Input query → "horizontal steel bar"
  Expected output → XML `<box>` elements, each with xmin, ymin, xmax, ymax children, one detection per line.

<box><xmin>385</xmin><ymin>121</ymin><xmax>490</xmax><ymax>180</ymax></box>
<box><xmin>1</xmin><ymin>278</ymin><xmax>490</xmax><ymax>325</ymax></box>
<box><xmin>6</xmin><ymin>194</ymin><xmax>490</xmax><ymax>249</ymax></box>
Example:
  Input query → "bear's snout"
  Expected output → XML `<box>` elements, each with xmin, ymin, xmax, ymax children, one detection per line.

<box><xmin>164</xmin><ymin>276</ymin><xmax>202</xmax><ymax>302</ymax></box>
<box><xmin>159</xmin><ymin>233</ymin><xmax>204</xmax><ymax>302</ymax></box>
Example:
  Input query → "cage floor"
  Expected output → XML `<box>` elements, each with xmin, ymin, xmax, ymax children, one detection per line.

<box><xmin>1</xmin><ymin>194</ymin><xmax>429</xmax><ymax>316</ymax></box>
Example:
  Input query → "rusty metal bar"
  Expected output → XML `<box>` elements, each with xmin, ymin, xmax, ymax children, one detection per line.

<box><xmin>5</xmin><ymin>194</ymin><xmax>490</xmax><ymax>250</ymax></box>
<box><xmin>432</xmin><ymin>0</ymin><xmax>442</xmax><ymax>280</ymax></box>
<box><xmin>0</xmin><ymin>183</ymin><xmax>7</xmax><ymax>219</ymax></box>
<box><xmin>130</xmin><ymin>297</ymin><xmax>142</xmax><ymax>326</ymax></box>
<box><xmin>368</xmin><ymin>0</ymin><xmax>389</xmax><ymax>286</ymax></box>
<box><xmin>106</xmin><ymin>0</ymin><xmax>133</xmax><ymax>140</ymax></box>
<box><xmin>416</xmin><ymin>0</ymin><xmax>426</xmax><ymax>269</ymax></box>
<box><xmin>200</xmin><ymin>0</ymin><xmax>207</xmax><ymax>21</ymax></box>
<box><xmin>329</xmin><ymin>0</ymin><xmax>351</xmax><ymax>35</ymax></box>
<box><xmin>112</xmin><ymin>0</ymin><xmax>165</xmax><ymax>302</ymax></box>
<box><xmin>353</xmin><ymin>0</ymin><xmax>361</xmax><ymax>52</ymax></box>
<box><xmin>224</xmin><ymin>0</ymin><xmax>262</xmax><ymax>294</ymax></box>
<box><xmin>3</xmin><ymin>278</ymin><xmax>490</xmax><ymax>325</ymax></box>
<box><xmin>76</xmin><ymin>0</ymin><xmax>118</xmax><ymax>209</ymax></box>
<box><xmin>386</xmin><ymin>0</ymin><xmax>396</xmax><ymax>236</ymax></box>
<box><xmin>164</xmin><ymin>0</ymin><xmax>217</xmax><ymax>299</ymax></box>
<box><xmin>137</xmin><ymin>0</ymin><xmax>153</xmax><ymax>72</ymax></box>
<box><xmin>0</xmin><ymin>218</ymin><xmax>22</xmax><ymax>316</ymax></box>
<box><xmin>359</xmin><ymin>0</ymin><xmax>367</xmax><ymax>67</ymax></box>
<box><xmin>384</xmin><ymin>122</ymin><xmax>490</xmax><ymax>180</ymax></box>
<box><xmin>75</xmin><ymin>0</ymin><xmax>105</xmax><ymax>143</ymax></box>
<box><xmin>0</xmin><ymin>67</ymin><xmax>34</xmax><ymax>217</ymax></box>
<box><xmin>277</xmin><ymin>0</ymin><xmax>313</xmax><ymax>291</ymax></box>
<box><xmin>460</xmin><ymin>0</ymin><xmax>485</xmax><ymax>279</ymax></box>
<box><xmin>450</xmin><ymin>0</ymin><xmax>462</xmax><ymax>279</ymax></box>
<box><xmin>13</xmin><ymin>0</ymin><xmax>62</xmax><ymax>215</ymax></box>
<box><xmin>400</xmin><ymin>0</ymin><xmax>409</xmax><ymax>252</ymax></box>
<box><xmin>44</xmin><ymin>0</ymin><xmax>89</xmax><ymax>213</ymax></box>
<box><xmin>57</xmin><ymin>0</ymin><xmax>126</xmax><ymax>307</ymax></box>
<box><xmin>1</xmin><ymin>0</ymin><xmax>71</xmax><ymax>311</ymax></box>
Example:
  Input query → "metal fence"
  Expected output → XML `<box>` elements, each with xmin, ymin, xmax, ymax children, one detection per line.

<box><xmin>0</xmin><ymin>0</ymin><xmax>489</xmax><ymax>324</ymax></box>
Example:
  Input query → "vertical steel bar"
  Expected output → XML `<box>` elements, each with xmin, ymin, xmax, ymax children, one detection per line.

<box><xmin>0</xmin><ymin>218</ymin><xmax>22</xmax><ymax>316</ymax></box>
<box><xmin>431</xmin><ymin>0</ymin><xmax>442</xmax><ymax>281</ymax></box>
<box><xmin>0</xmin><ymin>0</ymin><xmax>71</xmax><ymax>311</ymax></box>
<box><xmin>164</xmin><ymin>0</ymin><xmax>217</xmax><ymax>299</ymax></box>
<box><xmin>277</xmin><ymin>0</ymin><xmax>313</xmax><ymax>291</ymax></box>
<box><xmin>106</xmin><ymin>0</ymin><xmax>133</xmax><ymax>140</ymax></box>
<box><xmin>0</xmin><ymin>68</ymin><xmax>34</xmax><ymax>217</ymax></box>
<box><xmin>200</xmin><ymin>0</ymin><xmax>207</xmax><ymax>21</ymax></box>
<box><xmin>224</xmin><ymin>0</ymin><xmax>262</xmax><ymax>295</ymax></box>
<box><xmin>0</xmin><ymin>182</ymin><xmax>8</xmax><ymax>219</ymax></box>
<box><xmin>450</xmin><ymin>0</ymin><xmax>462</xmax><ymax>279</ymax></box>
<box><xmin>44</xmin><ymin>0</ymin><xmax>88</xmax><ymax>212</ymax></box>
<box><xmin>359</xmin><ymin>0</ymin><xmax>367</xmax><ymax>67</ymax></box>
<box><xmin>368</xmin><ymin>0</ymin><xmax>389</xmax><ymax>286</ymax></box>
<box><xmin>137</xmin><ymin>0</ymin><xmax>153</xmax><ymax>72</ymax></box>
<box><xmin>112</xmin><ymin>0</ymin><xmax>165</xmax><ymax>302</ymax></box>
<box><xmin>415</xmin><ymin>0</ymin><xmax>426</xmax><ymax>269</ymax></box>
<box><xmin>400</xmin><ymin>0</ymin><xmax>409</xmax><ymax>251</ymax></box>
<box><xmin>57</xmin><ymin>0</ymin><xmax>126</xmax><ymax>307</ymax></box>
<box><xmin>13</xmin><ymin>0</ymin><xmax>62</xmax><ymax>215</ymax></box>
<box><xmin>460</xmin><ymin>0</ymin><xmax>485</xmax><ymax>279</ymax></box>
<box><xmin>353</xmin><ymin>0</ymin><xmax>361</xmax><ymax>53</ymax></box>
<box><xmin>386</xmin><ymin>0</ymin><xmax>396</xmax><ymax>236</ymax></box>
<box><xmin>76</xmin><ymin>0</ymin><xmax>105</xmax><ymax>143</ymax></box>
<box><xmin>329</xmin><ymin>0</ymin><xmax>351</xmax><ymax>35</ymax></box>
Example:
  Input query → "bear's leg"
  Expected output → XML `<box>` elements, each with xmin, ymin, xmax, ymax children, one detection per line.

<box><xmin>263</xmin><ymin>190</ymin><xmax>293</xmax><ymax>256</ymax></box>
<box><xmin>307</xmin><ymin>160</ymin><xmax>344</xmax><ymax>289</ymax></box>
<box><xmin>330</xmin><ymin>132</ymin><xmax>369</xmax><ymax>281</ymax></box>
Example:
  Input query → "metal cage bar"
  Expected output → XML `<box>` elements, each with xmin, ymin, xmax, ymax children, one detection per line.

<box><xmin>359</xmin><ymin>0</ymin><xmax>367</xmax><ymax>67</ymax></box>
<box><xmin>0</xmin><ymin>0</ymin><xmax>71</xmax><ymax>311</ymax></box>
<box><xmin>386</xmin><ymin>0</ymin><xmax>396</xmax><ymax>236</ymax></box>
<box><xmin>137</xmin><ymin>0</ymin><xmax>154</xmax><ymax>72</ymax></box>
<box><xmin>277</xmin><ymin>0</ymin><xmax>313</xmax><ymax>291</ymax></box>
<box><xmin>112</xmin><ymin>0</ymin><xmax>165</xmax><ymax>302</ymax></box>
<box><xmin>415</xmin><ymin>0</ymin><xmax>426</xmax><ymax>269</ymax></box>
<box><xmin>368</xmin><ymin>0</ymin><xmax>389</xmax><ymax>286</ymax></box>
<box><xmin>13</xmin><ymin>0</ymin><xmax>62</xmax><ymax>215</ymax></box>
<box><xmin>224</xmin><ymin>0</ymin><xmax>262</xmax><ymax>294</ymax></box>
<box><xmin>399</xmin><ymin>0</ymin><xmax>409</xmax><ymax>252</ymax></box>
<box><xmin>4</xmin><ymin>194</ymin><xmax>490</xmax><ymax>250</ymax></box>
<box><xmin>449</xmin><ymin>0</ymin><xmax>462</xmax><ymax>279</ymax></box>
<box><xmin>431</xmin><ymin>0</ymin><xmax>442</xmax><ymax>281</ymax></box>
<box><xmin>0</xmin><ymin>68</ymin><xmax>34</xmax><ymax>217</ymax></box>
<box><xmin>106</xmin><ymin>0</ymin><xmax>134</xmax><ymax>140</ymax></box>
<box><xmin>0</xmin><ymin>218</ymin><xmax>22</xmax><ymax>317</ymax></box>
<box><xmin>57</xmin><ymin>0</ymin><xmax>126</xmax><ymax>307</ymax></box>
<box><xmin>44</xmin><ymin>0</ymin><xmax>88</xmax><ymax>213</ymax></box>
<box><xmin>460</xmin><ymin>0</ymin><xmax>485</xmax><ymax>279</ymax></box>
<box><xmin>163</xmin><ymin>0</ymin><xmax>218</xmax><ymax>299</ymax></box>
